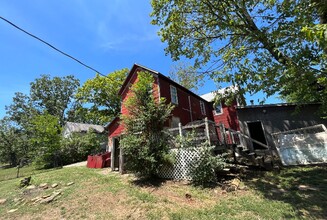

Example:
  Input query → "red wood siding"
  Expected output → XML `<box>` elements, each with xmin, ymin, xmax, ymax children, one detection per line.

<box><xmin>158</xmin><ymin>75</ymin><xmax>213</xmax><ymax>126</ymax></box>
<box><xmin>108</xmin><ymin>118</ymin><xmax>124</xmax><ymax>138</ymax></box>
<box><xmin>108</xmin><ymin>64</ymin><xmax>240</xmax><ymax>140</ymax></box>
<box><xmin>109</xmin><ymin>68</ymin><xmax>160</xmax><ymax>138</ymax></box>
<box><xmin>212</xmin><ymin>100</ymin><xmax>239</xmax><ymax>130</ymax></box>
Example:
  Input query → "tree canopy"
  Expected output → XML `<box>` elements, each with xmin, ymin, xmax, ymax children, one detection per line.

<box><xmin>151</xmin><ymin>0</ymin><xmax>327</xmax><ymax>115</ymax></box>
<box><xmin>73</xmin><ymin>68</ymin><xmax>128</xmax><ymax>125</ymax></box>
<box><xmin>6</xmin><ymin>74</ymin><xmax>80</xmax><ymax>127</ymax></box>
<box><xmin>0</xmin><ymin>118</ymin><xmax>28</xmax><ymax>166</ymax></box>
<box><xmin>169</xmin><ymin>61</ymin><xmax>203</xmax><ymax>93</ymax></box>
<box><xmin>28</xmin><ymin>113</ymin><xmax>62</xmax><ymax>168</ymax></box>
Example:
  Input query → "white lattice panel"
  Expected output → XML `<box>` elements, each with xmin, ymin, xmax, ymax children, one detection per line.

<box><xmin>158</xmin><ymin>148</ymin><xmax>203</xmax><ymax>180</ymax></box>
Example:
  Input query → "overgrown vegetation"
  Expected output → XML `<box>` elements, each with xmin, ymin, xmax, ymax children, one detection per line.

<box><xmin>60</xmin><ymin>131</ymin><xmax>105</xmax><ymax>165</ymax></box>
<box><xmin>121</xmin><ymin>71</ymin><xmax>174</xmax><ymax>178</ymax></box>
<box><xmin>189</xmin><ymin>143</ymin><xmax>227</xmax><ymax>187</ymax></box>
<box><xmin>175</xmin><ymin>131</ymin><xmax>227</xmax><ymax>186</ymax></box>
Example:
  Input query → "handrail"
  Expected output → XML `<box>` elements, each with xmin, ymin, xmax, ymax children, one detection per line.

<box><xmin>226</xmin><ymin>127</ymin><xmax>269</xmax><ymax>149</ymax></box>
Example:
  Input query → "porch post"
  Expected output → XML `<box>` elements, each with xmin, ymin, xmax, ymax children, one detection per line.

<box><xmin>119</xmin><ymin>143</ymin><xmax>124</xmax><ymax>174</ymax></box>
<box><xmin>178</xmin><ymin>122</ymin><xmax>183</xmax><ymax>137</ymax></box>
<box><xmin>111</xmin><ymin>138</ymin><xmax>115</xmax><ymax>171</ymax></box>
<box><xmin>220</xmin><ymin>123</ymin><xmax>226</xmax><ymax>146</ymax></box>
<box><xmin>205</xmin><ymin>117</ymin><xmax>211</xmax><ymax>145</ymax></box>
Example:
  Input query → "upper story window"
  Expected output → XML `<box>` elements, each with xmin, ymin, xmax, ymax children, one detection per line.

<box><xmin>170</xmin><ymin>85</ymin><xmax>178</xmax><ymax>104</ymax></box>
<box><xmin>200</xmin><ymin>101</ymin><xmax>206</xmax><ymax>115</ymax></box>
<box><xmin>215</xmin><ymin>102</ymin><xmax>223</xmax><ymax>115</ymax></box>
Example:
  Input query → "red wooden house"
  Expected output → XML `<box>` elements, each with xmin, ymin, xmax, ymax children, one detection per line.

<box><xmin>200</xmin><ymin>90</ymin><xmax>239</xmax><ymax>131</ymax></box>
<box><xmin>106</xmin><ymin>64</ymin><xmax>239</xmax><ymax>169</ymax></box>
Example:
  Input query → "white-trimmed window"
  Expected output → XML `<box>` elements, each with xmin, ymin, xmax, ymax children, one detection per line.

<box><xmin>215</xmin><ymin>102</ymin><xmax>223</xmax><ymax>115</ymax></box>
<box><xmin>200</xmin><ymin>101</ymin><xmax>206</xmax><ymax>115</ymax></box>
<box><xmin>170</xmin><ymin>85</ymin><xmax>178</xmax><ymax>104</ymax></box>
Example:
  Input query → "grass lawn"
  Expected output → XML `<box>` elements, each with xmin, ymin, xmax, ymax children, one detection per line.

<box><xmin>0</xmin><ymin>165</ymin><xmax>54</xmax><ymax>182</ymax></box>
<box><xmin>0</xmin><ymin>165</ymin><xmax>326</xmax><ymax>219</ymax></box>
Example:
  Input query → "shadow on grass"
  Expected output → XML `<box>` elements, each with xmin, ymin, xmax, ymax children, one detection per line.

<box><xmin>0</xmin><ymin>164</ymin><xmax>13</xmax><ymax>169</ymax></box>
<box><xmin>243</xmin><ymin>165</ymin><xmax>327</xmax><ymax>219</ymax></box>
<box><xmin>131</xmin><ymin>176</ymin><xmax>168</xmax><ymax>188</ymax></box>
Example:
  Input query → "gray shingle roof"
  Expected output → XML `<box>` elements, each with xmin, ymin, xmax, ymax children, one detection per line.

<box><xmin>63</xmin><ymin>122</ymin><xmax>104</xmax><ymax>136</ymax></box>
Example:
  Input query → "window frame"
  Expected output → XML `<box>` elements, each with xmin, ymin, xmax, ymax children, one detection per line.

<box><xmin>214</xmin><ymin>102</ymin><xmax>223</xmax><ymax>115</ymax></box>
<box><xmin>170</xmin><ymin>85</ymin><xmax>178</xmax><ymax>105</ymax></box>
<box><xmin>200</xmin><ymin>101</ymin><xmax>206</xmax><ymax>115</ymax></box>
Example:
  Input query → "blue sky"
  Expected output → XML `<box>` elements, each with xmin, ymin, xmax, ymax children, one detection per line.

<box><xmin>0</xmin><ymin>1</ymin><xmax>281</xmax><ymax>118</ymax></box>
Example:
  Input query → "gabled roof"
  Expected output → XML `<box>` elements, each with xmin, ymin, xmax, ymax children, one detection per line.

<box><xmin>118</xmin><ymin>63</ymin><xmax>159</xmax><ymax>95</ymax></box>
<box><xmin>118</xmin><ymin>63</ymin><xmax>210</xmax><ymax>103</ymax></box>
<box><xmin>104</xmin><ymin>117</ymin><xmax>119</xmax><ymax>130</ymax></box>
<box><xmin>64</xmin><ymin>122</ymin><xmax>104</xmax><ymax>134</ymax></box>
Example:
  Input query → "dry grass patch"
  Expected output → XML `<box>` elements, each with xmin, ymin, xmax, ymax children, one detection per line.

<box><xmin>1</xmin><ymin>166</ymin><xmax>326</xmax><ymax>219</ymax></box>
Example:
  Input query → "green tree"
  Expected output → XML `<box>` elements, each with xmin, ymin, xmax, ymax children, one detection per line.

<box><xmin>5</xmin><ymin>92</ymin><xmax>38</xmax><ymax>129</ymax></box>
<box><xmin>0</xmin><ymin>118</ymin><xmax>28</xmax><ymax>166</ymax></box>
<box><xmin>151</xmin><ymin>0</ymin><xmax>326</xmax><ymax>114</ymax></box>
<box><xmin>120</xmin><ymin>71</ymin><xmax>174</xmax><ymax>177</ymax></box>
<box><xmin>28</xmin><ymin>113</ymin><xmax>62</xmax><ymax>168</ymax></box>
<box><xmin>169</xmin><ymin>61</ymin><xmax>203</xmax><ymax>93</ymax></box>
<box><xmin>74</xmin><ymin>69</ymin><xmax>128</xmax><ymax>125</ymax></box>
<box><xmin>30</xmin><ymin>74</ymin><xmax>80</xmax><ymax>125</ymax></box>
<box><xmin>6</xmin><ymin>75</ymin><xmax>80</xmax><ymax>127</ymax></box>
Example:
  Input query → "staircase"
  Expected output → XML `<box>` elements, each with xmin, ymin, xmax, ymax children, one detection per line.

<box><xmin>215</xmin><ymin>124</ymin><xmax>274</xmax><ymax>169</ymax></box>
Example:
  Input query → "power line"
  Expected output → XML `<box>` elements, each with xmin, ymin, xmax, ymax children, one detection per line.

<box><xmin>0</xmin><ymin>16</ymin><xmax>107</xmax><ymax>77</ymax></box>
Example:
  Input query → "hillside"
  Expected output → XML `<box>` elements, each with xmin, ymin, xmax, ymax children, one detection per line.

<box><xmin>0</xmin><ymin>166</ymin><xmax>326</xmax><ymax>219</ymax></box>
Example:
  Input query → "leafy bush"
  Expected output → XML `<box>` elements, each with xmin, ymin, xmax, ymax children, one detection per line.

<box><xmin>176</xmin><ymin>131</ymin><xmax>227</xmax><ymax>186</ymax></box>
<box><xmin>189</xmin><ymin>142</ymin><xmax>227</xmax><ymax>186</ymax></box>
<box><xmin>60</xmin><ymin>130</ymin><xmax>105</xmax><ymax>165</ymax></box>
<box><xmin>120</xmin><ymin>71</ymin><xmax>174</xmax><ymax>178</ymax></box>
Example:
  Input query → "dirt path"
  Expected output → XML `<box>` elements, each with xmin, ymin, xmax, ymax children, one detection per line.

<box><xmin>63</xmin><ymin>161</ymin><xmax>87</xmax><ymax>168</ymax></box>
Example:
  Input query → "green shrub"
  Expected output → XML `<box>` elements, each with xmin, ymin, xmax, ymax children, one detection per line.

<box><xmin>120</xmin><ymin>71</ymin><xmax>174</xmax><ymax>178</ymax></box>
<box><xmin>60</xmin><ymin>130</ymin><xmax>104</xmax><ymax>165</ymax></box>
<box><xmin>189</xmin><ymin>142</ymin><xmax>227</xmax><ymax>186</ymax></box>
<box><xmin>176</xmin><ymin>131</ymin><xmax>227</xmax><ymax>186</ymax></box>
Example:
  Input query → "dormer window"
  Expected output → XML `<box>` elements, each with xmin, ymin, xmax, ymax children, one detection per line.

<box><xmin>170</xmin><ymin>85</ymin><xmax>178</xmax><ymax>104</ymax></box>
<box><xmin>215</xmin><ymin>102</ymin><xmax>223</xmax><ymax>115</ymax></box>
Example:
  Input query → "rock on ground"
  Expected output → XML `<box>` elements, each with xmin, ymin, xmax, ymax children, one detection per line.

<box><xmin>26</xmin><ymin>185</ymin><xmax>36</xmax><ymax>190</ymax></box>
<box><xmin>0</xmin><ymin>198</ymin><xmax>7</xmax><ymax>205</ymax></box>
<box><xmin>39</xmin><ymin>183</ymin><xmax>48</xmax><ymax>189</ymax></box>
